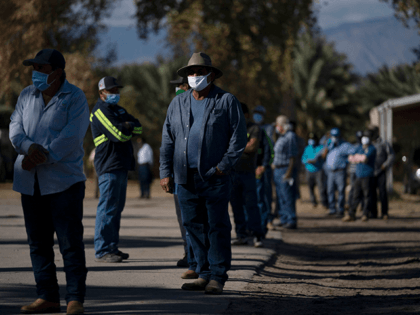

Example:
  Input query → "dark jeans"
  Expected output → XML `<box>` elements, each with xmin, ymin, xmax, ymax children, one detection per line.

<box><xmin>175</xmin><ymin>193</ymin><xmax>197</xmax><ymax>271</ymax></box>
<box><xmin>347</xmin><ymin>172</ymin><xmax>364</xmax><ymax>209</ymax></box>
<box><xmin>349</xmin><ymin>176</ymin><xmax>374</xmax><ymax>217</ymax></box>
<box><xmin>371</xmin><ymin>171</ymin><xmax>388</xmax><ymax>217</ymax></box>
<box><xmin>230</xmin><ymin>172</ymin><xmax>264</xmax><ymax>238</ymax></box>
<box><xmin>306</xmin><ymin>170</ymin><xmax>328</xmax><ymax>207</ymax></box>
<box><xmin>138</xmin><ymin>164</ymin><xmax>152</xmax><ymax>197</ymax></box>
<box><xmin>21</xmin><ymin>180</ymin><xmax>87</xmax><ymax>303</ymax></box>
<box><xmin>256</xmin><ymin>175</ymin><xmax>270</xmax><ymax>235</ymax></box>
<box><xmin>177</xmin><ymin>170</ymin><xmax>233</xmax><ymax>284</ymax></box>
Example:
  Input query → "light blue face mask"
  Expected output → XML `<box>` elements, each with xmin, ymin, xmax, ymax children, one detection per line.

<box><xmin>253</xmin><ymin>113</ymin><xmax>264</xmax><ymax>124</ymax></box>
<box><xmin>105</xmin><ymin>93</ymin><xmax>120</xmax><ymax>104</ymax></box>
<box><xmin>32</xmin><ymin>70</ymin><xmax>56</xmax><ymax>91</ymax></box>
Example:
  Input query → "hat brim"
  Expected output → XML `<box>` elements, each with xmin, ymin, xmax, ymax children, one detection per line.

<box><xmin>22</xmin><ymin>58</ymin><xmax>51</xmax><ymax>67</ymax></box>
<box><xmin>103</xmin><ymin>84</ymin><xmax>124</xmax><ymax>90</ymax></box>
<box><xmin>177</xmin><ymin>65</ymin><xmax>223</xmax><ymax>79</ymax></box>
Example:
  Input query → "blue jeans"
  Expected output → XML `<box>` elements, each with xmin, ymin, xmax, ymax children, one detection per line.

<box><xmin>230</xmin><ymin>172</ymin><xmax>264</xmax><ymax>238</ymax></box>
<box><xmin>95</xmin><ymin>169</ymin><xmax>128</xmax><ymax>258</ymax></box>
<box><xmin>177</xmin><ymin>170</ymin><xmax>233</xmax><ymax>285</ymax></box>
<box><xmin>273</xmin><ymin>167</ymin><xmax>297</xmax><ymax>225</ymax></box>
<box><xmin>21</xmin><ymin>179</ymin><xmax>87</xmax><ymax>303</ymax></box>
<box><xmin>327</xmin><ymin>169</ymin><xmax>347</xmax><ymax>214</ymax></box>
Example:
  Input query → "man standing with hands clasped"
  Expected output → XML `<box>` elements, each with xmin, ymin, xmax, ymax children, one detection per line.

<box><xmin>10</xmin><ymin>49</ymin><xmax>89</xmax><ymax>315</ymax></box>
<box><xmin>91</xmin><ymin>76</ymin><xmax>142</xmax><ymax>263</ymax></box>
<box><xmin>160</xmin><ymin>52</ymin><xmax>247</xmax><ymax>294</ymax></box>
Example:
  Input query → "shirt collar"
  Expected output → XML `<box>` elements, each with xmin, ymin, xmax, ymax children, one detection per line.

<box><xmin>31</xmin><ymin>79</ymin><xmax>71</xmax><ymax>96</ymax></box>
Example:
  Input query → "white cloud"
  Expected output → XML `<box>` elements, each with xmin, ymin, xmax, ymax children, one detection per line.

<box><xmin>316</xmin><ymin>0</ymin><xmax>395</xmax><ymax>30</ymax></box>
<box><xmin>103</xmin><ymin>0</ymin><xmax>137</xmax><ymax>27</ymax></box>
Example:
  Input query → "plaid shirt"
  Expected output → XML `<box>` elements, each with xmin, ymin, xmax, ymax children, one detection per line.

<box><xmin>273</xmin><ymin>130</ymin><xmax>298</xmax><ymax>166</ymax></box>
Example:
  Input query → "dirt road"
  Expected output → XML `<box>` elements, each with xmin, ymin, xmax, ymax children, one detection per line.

<box><xmin>225</xmin><ymin>183</ymin><xmax>420</xmax><ymax>315</ymax></box>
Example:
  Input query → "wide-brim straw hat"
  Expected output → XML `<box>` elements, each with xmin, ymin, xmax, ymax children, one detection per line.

<box><xmin>177</xmin><ymin>52</ymin><xmax>223</xmax><ymax>79</ymax></box>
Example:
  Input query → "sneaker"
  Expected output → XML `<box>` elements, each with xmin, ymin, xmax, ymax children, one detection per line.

<box><xmin>335</xmin><ymin>212</ymin><xmax>344</xmax><ymax>218</ymax></box>
<box><xmin>95</xmin><ymin>253</ymin><xmax>122</xmax><ymax>263</ymax></box>
<box><xmin>21</xmin><ymin>298</ymin><xmax>60</xmax><ymax>314</ymax></box>
<box><xmin>204</xmin><ymin>280</ymin><xmax>224</xmax><ymax>295</ymax></box>
<box><xmin>361</xmin><ymin>215</ymin><xmax>369</xmax><ymax>222</ymax></box>
<box><xmin>181</xmin><ymin>270</ymin><xmax>199</xmax><ymax>279</ymax></box>
<box><xmin>342</xmin><ymin>214</ymin><xmax>355</xmax><ymax>222</ymax></box>
<box><xmin>116</xmin><ymin>250</ymin><xmax>129</xmax><ymax>260</ymax></box>
<box><xmin>67</xmin><ymin>301</ymin><xmax>84</xmax><ymax>315</ymax></box>
<box><xmin>253</xmin><ymin>236</ymin><xmax>264</xmax><ymax>248</ymax></box>
<box><xmin>327</xmin><ymin>211</ymin><xmax>336</xmax><ymax>216</ymax></box>
<box><xmin>382</xmin><ymin>214</ymin><xmax>389</xmax><ymax>220</ymax></box>
<box><xmin>231</xmin><ymin>238</ymin><xmax>248</xmax><ymax>245</ymax></box>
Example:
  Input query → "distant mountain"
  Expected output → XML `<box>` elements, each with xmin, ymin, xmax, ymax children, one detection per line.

<box><xmin>323</xmin><ymin>16</ymin><xmax>420</xmax><ymax>75</ymax></box>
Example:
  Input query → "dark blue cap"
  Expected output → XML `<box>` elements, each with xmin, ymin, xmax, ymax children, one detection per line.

<box><xmin>330</xmin><ymin>128</ymin><xmax>340</xmax><ymax>137</ymax></box>
<box><xmin>23</xmin><ymin>49</ymin><xmax>66</xmax><ymax>69</ymax></box>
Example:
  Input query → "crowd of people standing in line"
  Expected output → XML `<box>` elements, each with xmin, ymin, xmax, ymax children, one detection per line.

<box><xmin>8</xmin><ymin>49</ymin><xmax>396</xmax><ymax>315</ymax></box>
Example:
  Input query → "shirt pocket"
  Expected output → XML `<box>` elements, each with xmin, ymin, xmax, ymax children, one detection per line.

<box><xmin>49</xmin><ymin>101</ymin><xmax>68</xmax><ymax>131</ymax></box>
<box><xmin>207</xmin><ymin>108</ymin><xmax>225</xmax><ymax>126</ymax></box>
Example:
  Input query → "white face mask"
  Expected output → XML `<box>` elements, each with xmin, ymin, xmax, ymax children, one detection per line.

<box><xmin>188</xmin><ymin>72</ymin><xmax>212</xmax><ymax>91</ymax></box>
<box><xmin>361</xmin><ymin>136</ymin><xmax>370</xmax><ymax>145</ymax></box>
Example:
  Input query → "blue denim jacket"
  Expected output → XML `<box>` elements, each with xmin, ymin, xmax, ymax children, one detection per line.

<box><xmin>159</xmin><ymin>85</ymin><xmax>247</xmax><ymax>184</ymax></box>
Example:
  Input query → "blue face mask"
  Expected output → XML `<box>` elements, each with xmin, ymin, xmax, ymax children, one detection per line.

<box><xmin>32</xmin><ymin>70</ymin><xmax>56</xmax><ymax>91</ymax></box>
<box><xmin>253</xmin><ymin>113</ymin><xmax>264</xmax><ymax>124</ymax></box>
<box><xmin>105</xmin><ymin>93</ymin><xmax>120</xmax><ymax>104</ymax></box>
<box><xmin>308</xmin><ymin>139</ymin><xmax>315</xmax><ymax>146</ymax></box>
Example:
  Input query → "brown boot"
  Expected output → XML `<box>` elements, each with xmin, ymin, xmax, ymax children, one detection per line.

<box><xmin>20</xmin><ymin>298</ymin><xmax>60</xmax><ymax>314</ymax></box>
<box><xmin>181</xmin><ymin>278</ymin><xmax>208</xmax><ymax>291</ymax></box>
<box><xmin>66</xmin><ymin>301</ymin><xmax>84</xmax><ymax>315</ymax></box>
<box><xmin>204</xmin><ymin>280</ymin><xmax>224</xmax><ymax>295</ymax></box>
<box><xmin>181</xmin><ymin>269</ymin><xmax>199</xmax><ymax>279</ymax></box>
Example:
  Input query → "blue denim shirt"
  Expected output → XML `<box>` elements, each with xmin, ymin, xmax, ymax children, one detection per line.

<box><xmin>9</xmin><ymin>80</ymin><xmax>89</xmax><ymax>196</ymax></box>
<box><xmin>354</xmin><ymin>144</ymin><xmax>377</xmax><ymax>178</ymax></box>
<box><xmin>159</xmin><ymin>85</ymin><xmax>247</xmax><ymax>184</ymax></box>
<box><xmin>323</xmin><ymin>140</ymin><xmax>355</xmax><ymax>171</ymax></box>
<box><xmin>273</xmin><ymin>130</ymin><xmax>298</xmax><ymax>166</ymax></box>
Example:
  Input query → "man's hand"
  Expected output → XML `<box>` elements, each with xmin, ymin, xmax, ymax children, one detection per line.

<box><xmin>123</xmin><ymin>121</ymin><xmax>134</xmax><ymax>130</ymax></box>
<box><xmin>22</xmin><ymin>155</ymin><xmax>36</xmax><ymax>171</ymax></box>
<box><xmin>215</xmin><ymin>166</ymin><xmax>225</xmax><ymax>176</ymax></box>
<box><xmin>28</xmin><ymin>144</ymin><xmax>48</xmax><ymax>165</ymax></box>
<box><xmin>381</xmin><ymin>164</ymin><xmax>386</xmax><ymax>171</ymax></box>
<box><xmin>160</xmin><ymin>177</ymin><xmax>174</xmax><ymax>193</ymax></box>
<box><xmin>255</xmin><ymin>166</ymin><xmax>265</xmax><ymax>179</ymax></box>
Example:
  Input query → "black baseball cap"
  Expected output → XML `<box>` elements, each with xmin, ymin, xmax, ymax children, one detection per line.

<box><xmin>170</xmin><ymin>77</ymin><xmax>188</xmax><ymax>85</ymax></box>
<box><xmin>98</xmin><ymin>76</ymin><xmax>124</xmax><ymax>90</ymax></box>
<box><xmin>23</xmin><ymin>49</ymin><xmax>66</xmax><ymax>69</ymax></box>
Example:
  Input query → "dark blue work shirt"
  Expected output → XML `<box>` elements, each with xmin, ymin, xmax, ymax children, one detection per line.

<box><xmin>187</xmin><ymin>94</ymin><xmax>207</xmax><ymax>168</ymax></box>
<box><xmin>159</xmin><ymin>85</ymin><xmax>247</xmax><ymax>184</ymax></box>
<box><xmin>354</xmin><ymin>144</ymin><xmax>377</xmax><ymax>178</ymax></box>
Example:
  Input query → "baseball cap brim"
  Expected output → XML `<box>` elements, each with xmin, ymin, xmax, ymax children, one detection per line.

<box><xmin>23</xmin><ymin>58</ymin><xmax>51</xmax><ymax>66</ymax></box>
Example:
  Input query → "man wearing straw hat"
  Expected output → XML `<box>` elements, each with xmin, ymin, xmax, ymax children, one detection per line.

<box><xmin>160</xmin><ymin>52</ymin><xmax>247</xmax><ymax>294</ymax></box>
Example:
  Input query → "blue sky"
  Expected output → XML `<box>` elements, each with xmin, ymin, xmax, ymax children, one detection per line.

<box><xmin>97</xmin><ymin>0</ymin><xmax>396</xmax><ymax>65</ymax></box>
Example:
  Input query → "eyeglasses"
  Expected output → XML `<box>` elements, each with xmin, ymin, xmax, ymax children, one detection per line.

<box><xmin>187</xmin><ymin>68</ymin><xmax>211</xmax><ymax>76</ymax></box>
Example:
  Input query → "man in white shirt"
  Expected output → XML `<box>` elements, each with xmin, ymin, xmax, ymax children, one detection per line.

<box><xmin>137</xmin><ymin>137</ymin><xmax>154</xmax><ymax>198</ymax></box>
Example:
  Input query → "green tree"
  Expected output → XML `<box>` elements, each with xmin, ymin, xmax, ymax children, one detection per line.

<box><xmin>293</xmin><ymin>31</ymin><xmax>360</xmax><ymax>137</ymax></box>
<box><xmin>0</xmin><ymin>0</ymin><xmax>116</xmax><ymax>106</ymax></box>
<box><xmin>357</xmin><ymin>64</ymin><xmax>420</xmax><ymax>111</ymax></box>
<box><xmin>133</xmin><ymin>0</ymin><xmax>315</xmax><ymax>119</ymax></box>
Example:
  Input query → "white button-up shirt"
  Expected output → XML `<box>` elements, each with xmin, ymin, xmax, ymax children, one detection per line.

<box><xmin>9</xmin><ymin>80</ymin><xmax>89</xmax><ymax>196</ymax></box>
<box><xmin>137</xmin><ymin>143</ymin><xmax>153</xmax><ymax>165</ymax></box>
